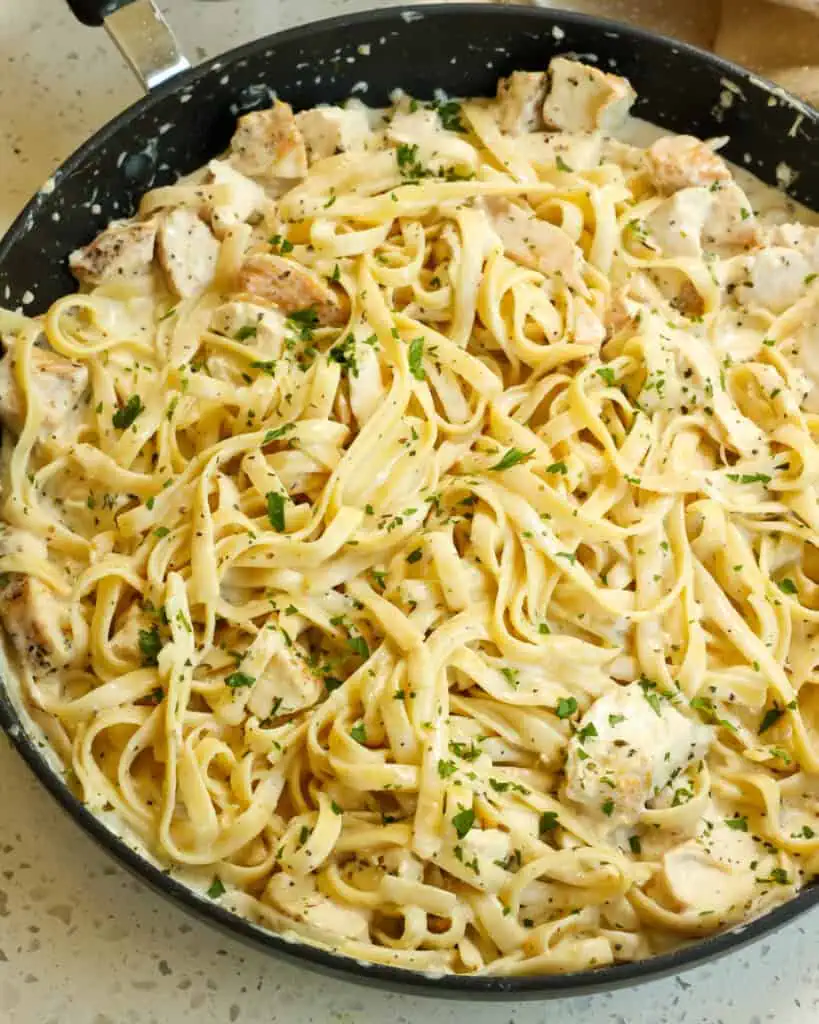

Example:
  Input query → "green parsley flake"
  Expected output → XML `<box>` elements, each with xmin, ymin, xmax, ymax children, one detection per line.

<box><xmin>112</xmin><ymin>395</ymin><xmax>143</xmax><ymax>430</ymax></box>
<box><xmin>490</xmin><ymin>447</ymin><xmax>534</xmax><ymax>471</ymax></box>
<box><xmin>266</xmin><ymin>491</ymin><xmax>286</xmax><ymax>532</ymax></box>
<box><xmin>725</xmin><ymin>815</ymin><xmax>748</xmax><ymax>832</ymax></box>
<box><xmin>408</xmin><ymin>337</ymin><xmax>425</xmax><ymax>380</ymax></box>
<box><xmin>451</xmin><ymin>807</ymin><xmax>476</xmax><ymax>839</ymax></box>
<box><xmin>138</xmin><ymin>626</ymin><xmax>162</xmax><ymax>667</ymax></box>
<box><xmin>539</xmin><ymin>811</ymin><xmax>559</xmax><ymax>835</ymax></box>
<box><xmin>555</xmin><ymin>696</ymin><xmax>578</xmax><ymax>719</ymax></box>
<box><xmin>759</xmin><ymin>704</ymin><xmax>786</xmax><ymax>734</ymax></box>
<box><xmin>225</xmin><ymin>671</ymin><xmax>255</xmax><ymax>689</ymax></box>
<box><xmin>347</xmin><ymin>635</ymin><xmax>370</xmax><ymax>659</ymax></box>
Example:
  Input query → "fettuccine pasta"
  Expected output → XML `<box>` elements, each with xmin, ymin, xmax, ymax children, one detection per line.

<box><xmin>2</xmin><ymin>56</ymin><xmax>819</xmax><ymax>975</ymax></box>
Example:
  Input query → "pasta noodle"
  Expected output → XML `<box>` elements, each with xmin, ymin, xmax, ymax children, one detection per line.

<box><xmin>1</xmin><ymin>56</ymin><xmax>819</xmax><ymax>975</ymax></box>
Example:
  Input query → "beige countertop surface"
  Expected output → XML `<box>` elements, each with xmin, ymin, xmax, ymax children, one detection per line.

<box><xmin>1</xmin><ymin>2</ymin><xmax>819</xmax><ymax>1022</ymax></box>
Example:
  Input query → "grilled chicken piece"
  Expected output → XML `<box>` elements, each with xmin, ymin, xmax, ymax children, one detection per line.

<box><xmin>564</xmin><ymin>683</ymin><xmax>712</xmax><ymax>828</ymax></box>
<box><xmin>495</xmin><ymin>71</ymin><xmax>548</xmax><ymax>135</ymax></box>
<box><xmin>645</xmin><ymin>135</ymin><xmax>731</xmax><ymax>196</ymax></box>
<box><xmin>230</xmin><ymin>102</ymin><xmax>308</xmax><ymax>180</ymax></box>
<box><xmin>246</xmin><ymin>642</ymin><xmax>323</xmax><ymax>719</ymax></box>
<box><xmin>486</xmin><ymin>198</ymin><xmax>584</xmax><ymax>287</ymax></box>
<box><xmin>0</xmin><ymin>575</ymin><xmax>74</xmax><ymax>674</ymax></box>
<box><xmin>0</xmin><ymin>344</ymin><xmax>88</xmax><ymax>439</ymax></box>
<box><xmin>69</xmin><ymin>220</ymin><xmax>157</xmax><ymax>287</ymax></box>
<box><xmin>206</xmin><ymin>159</ymin><xmax>272</xmax><ymax>238</ymax></box>
<box><xmin>542</xmin><ymin>57</ymin><xmax>635</xmax><ymax>134</ymax></box>
<box><xmin>296</xmin><ymin>105</ymin><xmax>371</xmax><ymax>164</ymax></box>
<box><xmin>236</xmin><ymin>254</ymin><xmax>349</xmax><ymax>326</ymax></box>
<box><xmin>156</xmin><ymin>209</ymin><xmax>220</xmax><ymax>298</ymax></box>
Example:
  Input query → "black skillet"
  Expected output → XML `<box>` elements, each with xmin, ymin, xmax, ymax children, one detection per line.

<box><xmin>0</xmin><ymin>0</ymin><xmax>818</xmax><ymax>1000</ymax></box>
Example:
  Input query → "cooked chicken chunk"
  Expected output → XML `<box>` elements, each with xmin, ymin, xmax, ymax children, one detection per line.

<box><xmin>156</xmin><ymin>209</ymin><xmax>220</xmax><ymax>298</ymax></box>
<box><xmin>236</xmin><ymin>254</ymin><xmax>349</xmax><ymax>326</ymax></box>
<box><xmin>230</xmin><ymin>102</ymin><xmax>308</xmax><ymax>180</ymax></box>
<box><xmin>735</xmin><ymin>246</ymin><xmax>812</xmax><ymax>314</ymax></box>
<box><xmin>387</xmin><ymin>109</ymin><xmax>478</xmax><ymax>173</ymax></box>
<box><xmin>486</xmin><ymin>198</ymin><xmax>584</xmax><ymax>287</ymax></box>
<box><xmin>564</xmin><ymin>683</ymin><xmax>712</xmax><ymax>828</ymax></box>
<box><xmin>0</xmin><ymin>575</ymin><xmax>74</xmax><ymax>673</ymax></box>
<box><xmin>765</xmin><ymin>222</ymin><xmax>819</xmax><ymax>267</ymax></box>
<box><xmin>516</xmin><ymin>131</ymin><xmax>602</xmax><ymax>172</ymax></box>
<box><xmin>296</xmin><ymin>105</ymin><xmax>371</xmax><ymax>164</ymax></box>
<box><xmin>0</xmin><ymin>344</ymin><xmax>88</xmax><ymax>439</ymax></box>
<box><xmin>206</xmin><ymin>159</ymin><xmax>271</xmax><ymax>238</ymax></box>
<box><xmin>643</xmin><ymin>183</ymin><xmax>760</xmax><ymax>260</ymax></box>
<box><xmin>495</xmin><ymin>71</ymin><xmax>547</xmax><ymax>135</ymax></box>
<box><xmin>69</xmin><ymin>219</ymin><xmax>157</xmax><ymax>287</ymax></box>
<box><xmin>645</xmin><ymin>135</ymin><xmax>731</xmax><ymax>195</ymax></box>
<box><xmin>210</xmin><ymin>301</ymin><xmax>287</xmax><ymax>358</ymax></box>
<box><xmin>663</xmin><ymin>822</ymin><xmax>759</xmax><ymax>915</ymax></box>
<box><xmin>246</xmin><ymin>642</ymin><xmax>323</xmax><ymax>719</ymax></box>
<box><xmin>542</xmin><ymin>57</ymin><xmax>635</xmax><ymax>134</ymax></box>
<box><xmin>110</xmin><ymin>604</ymin><xmax>155</xmax><ymax>665</ymax></box>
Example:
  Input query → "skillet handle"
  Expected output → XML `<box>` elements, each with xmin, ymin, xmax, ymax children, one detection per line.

<box><xmin>63</xmin><ymin>0</ymin><xmax>190</xmax><ymax>91</ymax></box>
<box><xmin>64</xmin><ymin>1</ymin><xmax>128</xmax><ymax>26</ymax></box>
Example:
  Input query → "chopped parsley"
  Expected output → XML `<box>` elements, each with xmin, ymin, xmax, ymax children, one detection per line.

<box><xmin>347</xmin><ymin>635</ymin><xmax>370</xmax><ymax>659</ymax></box>
<box><xmin>112</xmin><ymin>394</ymin><xmax>143</xmax><ymax>430</ymax></box>
<box><xmin>451</xmin><ymin>807</ymin><xmax>476</xmax><ymax>839</ymax></box>
<box><xmin>555</xmin><ymin>696</ymin><xmax>578</xmax><ymax>720</ymax></box>
<box><xmin>234</xmin><ymin>325</ymin><xmax>258</xmax><ymax>341</ymax></box>
<box><xmin>406</xmin><ymin>548</ymin><xmax>423</xmax><ymax>564</ymax></box>
<box><xmin>539</xmin><ymin>811</ymin><xmax>559</xmax><ymax>835</ymax></box>
<box><xmin>350</xmin><ymin>722</ymin><xmax>367</xmax><ymax>744</ymax></box>
<box><xmin>269</xmin><ymin>234</ymin><xmax>294</xmax><ymax>255</ymax></box>
<box><xmin>777</xmin><ymin>578</ymin><xmax>798</xmax><ymax>595</ymax></box>
<box><xmin>225</xmin><ymin>671</ymin><xmax>255</xmax><ymax>689</ymax></box>
<box><xmin>206</xmin><ymin>877</ymin><xmax>226</xmax><ymax>899</ymax></box>
<box><xmin>726</xmin><ymin>473</ymin><xmax>771</xmax><ymax>485</ymax></box>
<box><xmin>262</xmin><ymin>423</ymin><xmax>295</xmax><ymax>444</ymax></box>
<box><xmin>546</xmin><ymin>461</ymin><xmax>567</xmax><ymax>475</ymax></box>
<box><xmin>396</xmin><ymin>142</ymin><xmax>427</xmax><ymax>180</ymax></box>
<box><xmin>596</xmin><ymin>366</ymin><xmax>616</xmax><ymax>385</ymax></box>
<box><xmin>758</xmin><ymin>703</ymin><xmax>785</xmax><ymax>735</ymax></box>
<box><xmin>138</xmin><ymin>626</ymin><xmax>162</xmax><ymax>667</ymax></box>
<box><xmin>490</xmin><ymin>447</ymin><xmax>534</xmax><ymax>471</ymax></box>
<box><xmin>438</xmin><ymin>759</ymin><xmax>458</xmax><ymax>779</ymax></box>
<box><xmin>433</xmin><ymin>99</ymin><xmax>466</xmax><ymax>133</ymax></box>
<box><xmin>724</xmin><ymin>815</ymin><xmax>748</xmax><ymax>832</ymax></box>
<box><xmin>266</xmin><ymin>491</ymin><xmax>286</xmax><ymax>532</ymax></box>
<box><xmin>601</xmin><ymin>798</ymin><xmax>615</xmax><ymax>817</ymax></box>
<box><xmin>408</xmin><ymin>337</ymin><xmax>425</xmax><ymax>380</ymax></box>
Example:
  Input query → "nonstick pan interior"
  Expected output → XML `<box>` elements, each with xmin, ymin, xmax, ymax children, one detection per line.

<box><xmin>0</xmin><ymin>4</ymin><xmax>818</xmax><ymax>999</ymax></box>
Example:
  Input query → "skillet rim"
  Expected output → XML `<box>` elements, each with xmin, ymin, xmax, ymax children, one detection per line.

<box><xmin>1</xmin><ymin>2</ymin><xmax>818</xmax><ymax>999</ymax></box>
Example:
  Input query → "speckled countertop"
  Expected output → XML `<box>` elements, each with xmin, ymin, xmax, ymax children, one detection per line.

<box><xmin>1</xmin><ymin>2</ymin><xmax>819</xmax><ymax>1022</ymax></box>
